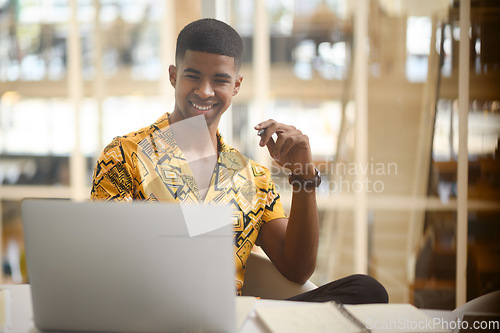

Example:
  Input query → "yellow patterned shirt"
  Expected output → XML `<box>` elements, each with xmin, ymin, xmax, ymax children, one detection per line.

<box><xmin>90</xmin><ymin>113</ymin><xmax>287</xmax><ymax>294</ymax></box>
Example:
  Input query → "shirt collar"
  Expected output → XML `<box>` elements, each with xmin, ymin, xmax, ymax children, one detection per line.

<box><xmin>154</xmin><ymin>112</ymin><xmax>248</xmax><ymax>171</ymax></box>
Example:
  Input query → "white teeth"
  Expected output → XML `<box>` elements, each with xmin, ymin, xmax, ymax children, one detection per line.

<box><xmin>192</xmin><ymin>102</ymin><xmax>213</xmax><ymax>111</ymax></box>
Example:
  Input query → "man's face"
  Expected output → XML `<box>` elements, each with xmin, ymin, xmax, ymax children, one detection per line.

<box><xmin>169</xmin><ymin>50</ymin><xmax>243</xmax><ymax>130</ymax></box>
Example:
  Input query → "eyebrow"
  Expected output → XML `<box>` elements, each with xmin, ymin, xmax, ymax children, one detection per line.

<box><xmin>183</xmin><ymin>68</ymin><xmax>201</xmax><ymax>75</ymax></box>
<box><xmin>183</xmin><ymin>68</ymin><xmax>232</xmax><ymax>80</ymax></box>
<box><xmin>215</xmin><ymin>73</ymin><xmax>232</xmax><ymax>80</ymax></box>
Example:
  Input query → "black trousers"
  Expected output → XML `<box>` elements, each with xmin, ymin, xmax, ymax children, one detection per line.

<box><xmin>286</xmin><ymin>274</ymin><xmax>389</xmax><ymax>304</ymax></box>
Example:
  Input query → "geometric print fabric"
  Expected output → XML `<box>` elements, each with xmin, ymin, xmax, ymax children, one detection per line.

<box><xmin>90</xmin><ymin>113</ymin><xmax>287</xmax><ymax>294</ymax></box>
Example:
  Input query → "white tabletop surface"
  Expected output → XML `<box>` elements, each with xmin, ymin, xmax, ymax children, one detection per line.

<box><xmin>0</xmin><ymin>284</ymin><xmax>455</xmax><ymax>333</ymax></box>
<box><xmin>0</xmin><ymin>284</ymin><xmax>300</xmax><ymax>333</ymax></box>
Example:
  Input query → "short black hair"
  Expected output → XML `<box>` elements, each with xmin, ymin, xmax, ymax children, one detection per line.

<box><xmin>175</xmin><ymin>18</ymin><xmax>243</xmax><ymax>70</ymax></box>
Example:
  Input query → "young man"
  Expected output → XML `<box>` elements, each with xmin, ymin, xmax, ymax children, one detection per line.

<box><xmin>91</xmin><ymin>18</ymin><xmax>388</xmax><ymax>304</ymax></box>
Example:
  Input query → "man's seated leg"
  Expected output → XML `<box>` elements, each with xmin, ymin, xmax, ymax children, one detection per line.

<box><xmin>286</xmin><ymin>274</ymin><xmax>389</xmax><ymax>304</ymax></box>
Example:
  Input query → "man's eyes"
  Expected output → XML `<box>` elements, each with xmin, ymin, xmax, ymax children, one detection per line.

<box><xmin>184</xmin><ymin>75</ymin><xmax>230</xmax><ymax>84</ymax></box>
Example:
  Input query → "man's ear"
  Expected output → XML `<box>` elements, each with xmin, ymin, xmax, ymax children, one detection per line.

<box><xmin>168</xmin><ymin>65</ymin><xmax>177</xmax><ymax>87</ymax></box>
<box><xmin>233</xmin><ymin>74</ymin><xmax>243</xmax><ymax>96</ymax></box>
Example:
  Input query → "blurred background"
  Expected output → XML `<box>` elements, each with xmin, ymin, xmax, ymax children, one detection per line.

<box><xmin>0</xmin><ymin>0</ymin><xmax>499</xmax><ymax>310</ymax></box>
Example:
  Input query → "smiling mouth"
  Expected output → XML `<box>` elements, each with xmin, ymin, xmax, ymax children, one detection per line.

<box><xmin>191</xmin><ymin>102</ymin><xmax>216</xmax><ymax>111</ymax></box>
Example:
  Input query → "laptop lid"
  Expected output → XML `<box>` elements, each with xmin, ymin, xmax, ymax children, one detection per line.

<box><xmin>21</xmin><ymin>199</ymin><xmax>236</xmax><ymax>333</ymax></box>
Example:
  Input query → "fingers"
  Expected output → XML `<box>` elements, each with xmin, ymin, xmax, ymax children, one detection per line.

<box><xmin>278</xmin><ymin>129</ymin><xmax>304</xmax><ymax>157</ymax></box>
<box><xmin>254</xmin><ymin>120</ymin><xmax>309</xmax><ymax>161</ymax></box>
<box><xmin>255</xmin><ymin>119</ymin><xmax>278</xmax><ymax>147</ymax></box>
<box><xmin>255</xmin><ymin>119</ymin><xmax>293</xmax><ymax>146</ymax></box>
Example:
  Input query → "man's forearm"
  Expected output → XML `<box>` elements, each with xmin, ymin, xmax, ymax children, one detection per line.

<box><xmin>283</xmin><ymin>186</ymin><xmax>319</xmax><ymax>283</ymax></box>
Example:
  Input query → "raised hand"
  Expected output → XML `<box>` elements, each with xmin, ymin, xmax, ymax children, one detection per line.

<box><xmin>255</xmin><ymin>119</ymin><xmax>315</xmax><ymax>178</ymax></box>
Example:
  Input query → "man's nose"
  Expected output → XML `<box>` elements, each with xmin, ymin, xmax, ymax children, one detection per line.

<box><xmin>195</xmin><ymin>80</ymin><xmax>215</xmax><ymax>99</ymax></box>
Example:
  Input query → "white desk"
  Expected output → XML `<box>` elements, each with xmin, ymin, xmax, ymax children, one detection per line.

<box><xmin>0</xmin><ymin>284</ymin><xmax>306</xmax><ymax>333</ymax></box>
<box><xmin>1</xmin><ymin>284</ymin><xmax>456</xmax><ymax>333</ymax></box>
<box><xmin>1</xmin><ymin>285</ymin><xmax>37</xmax><ymax>333</ymax></box>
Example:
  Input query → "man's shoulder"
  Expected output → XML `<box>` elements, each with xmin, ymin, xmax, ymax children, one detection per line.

<box><xmin>247</xmin><ymin>158</ymin><xmax>271</xmax><ymax>176</ymax></box>
<box><xmin>101</xmin><ymin>127</ymin><xmax>150</xmax><ymax>156</ymax></box>
<box><xmin>120</xmin><ymin>126</ymin><xmax>154</xmax><ymax>146</ymax></box>
<box><xmin>102</xmin><ymin>113</ymin><xmax>169</xmax><ymax>156</ymax></box>
<box><xmin>220</xmin><ymin>145</ymin><xmax>273</xmax><ymax>182</ymax></box>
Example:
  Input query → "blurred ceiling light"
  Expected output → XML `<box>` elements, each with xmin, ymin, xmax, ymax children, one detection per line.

<box><xmin>1</xmin><ymin>91</ymin><xmax>21</xmax><ymax>106</ymax></box>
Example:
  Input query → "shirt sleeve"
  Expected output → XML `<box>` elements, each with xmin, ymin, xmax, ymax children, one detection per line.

<box><xmin>261</xmin><ymin>172</ymin><xmax>288</xmax><ymax>223</ymax></box>
<box><xmin>90</xmin><ymin>138</ymin><xmax>135</xmax><ymax>201</ymax></box>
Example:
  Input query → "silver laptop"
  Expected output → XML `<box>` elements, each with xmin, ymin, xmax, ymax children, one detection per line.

<box><xmin>21</xmin><ymin>199</ymin><xmax>236</xmax><ymax>333</ymax></box>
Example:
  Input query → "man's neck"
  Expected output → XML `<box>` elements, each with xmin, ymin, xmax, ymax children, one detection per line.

<box><xmin>168</xmin><ymin>113</ymin><xmax>219</xmax><ymax>156</ymax></box>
